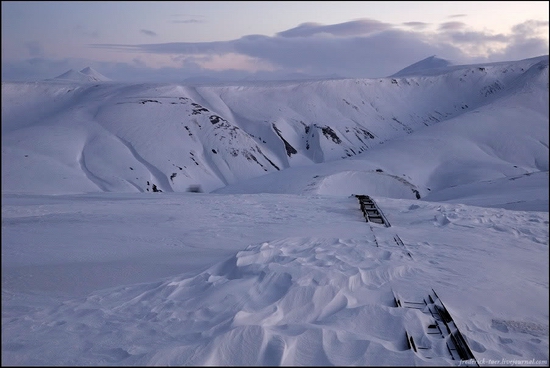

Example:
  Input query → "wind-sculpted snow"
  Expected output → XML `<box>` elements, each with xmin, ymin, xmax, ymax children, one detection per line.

<box><xmin>2</xmin><ymin>56</ymin><xmax>548</xmax><ymax>198</ymax></box>
<box><xmin>2</xmin><ymin>194</ymin><xmax>548</xmax><ymax>365</ymax></box>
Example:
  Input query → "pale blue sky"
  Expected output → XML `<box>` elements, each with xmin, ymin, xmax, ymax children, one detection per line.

<box><xmin>2</xmin><ymin>1</ymin><xmax>548</xmax><ymax>82</ymax></box>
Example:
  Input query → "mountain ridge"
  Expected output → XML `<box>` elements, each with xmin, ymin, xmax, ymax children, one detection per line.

<box><xmin>2</xmin><ymin>55</ymin><xmax>548</xmax><ymax>207</ymax></box>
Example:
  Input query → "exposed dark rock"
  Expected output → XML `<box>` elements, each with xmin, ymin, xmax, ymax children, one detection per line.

<box><xmin>481</xmin><ymin>81</ymin><xmax>503</xmax><ymax>97</ymax></box>
<box><xmin>257</xmin><ymin>148</ymin><xmax>280</xmax><ymax>171</ymax></box>
<box><xmin>191</xmin><ymin>103</ymin><xmax>209</xmax><ymax>115</ymax></box>
<box><xmin>354</xmin><ymin>127</ymin><xmax>374</xmax><ymax>144</ymax></box>
<box><xmin>209</xmin><ymin>115</ymin><xmax>227</xmax><ymax>124</ymax></box>
<box><xmin>187</xmin><ymin>184</ymin><xmax>202</xmax><ymax>193</ymax></box>
<box><xmin>320</xmin><ymin>126</ymin><xmax>342</xmax><ymax>144</ymax></box>
<box><xmin>272</xmin><ymin>123</ymin><xmax>298</xmax><ymax>157</ymax></box>
<box><xmin>392</xmin><ymin>117</ymin><xmax>413</xmax><ymax>134</ymax></box>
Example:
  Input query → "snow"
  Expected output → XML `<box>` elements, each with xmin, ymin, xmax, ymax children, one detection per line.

<box><xmin>51</xmin><ymin>67</ymin><xmax>111</xmax><ymax>82</ymax></box>
<box><xmin>391</xmin><ymin>55</ymin><xmax>454</xmax><ymax>77</ymax></box>
<box><xmin>79</xmin><ymin>67</ymin><xmax>112</xmax><ymax>82</ymax></box>
<box><xmin>2</xmin><ymin>55</ymin><xmax>549</xmax><ymax>366</ymax></box>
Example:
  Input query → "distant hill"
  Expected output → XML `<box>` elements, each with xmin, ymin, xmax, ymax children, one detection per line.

<box><xmin>79</xmin><ymin>67</ymin><xmax>111</xmax><ymax>81</ymax></box>
<box><xmin>391</xmin><ymin>55</ymin><xmax>454</xmax><ymax>77</ymax></box>
<box><xmin>52</xmin><ymin>67</ymin><xmax>111</xmax><ymax>82</ymax></box>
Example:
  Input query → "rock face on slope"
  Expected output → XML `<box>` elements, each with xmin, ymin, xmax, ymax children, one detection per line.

<box><xmin>2</xmin><ymin>56</ymin><xmax>548</xmax><ymax>194</ymax></box>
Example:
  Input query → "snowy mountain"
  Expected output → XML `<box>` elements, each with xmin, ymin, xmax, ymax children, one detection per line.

<box><xmin>79</xmin><ymin>66</ymin><xmax>112</xmax><ymax>81</ymax></box>
<box><xmin>2</xmin><ymin>55</ymin><xmax>548</xmax><ymax>206</ymax></box>
<box><xmin>2</xmin><ymin>55</ymin><xmax>549</xmax><ymax>366</ymax></box>
<box><xmin>390</xmin><ymin>55</ymin><xmax>454</xmax><ymax>77</ymax></box>
<box><xmin>51</xmin><ymin>67</ymin><xmax>111</xmax><ymax>82</ymax></box>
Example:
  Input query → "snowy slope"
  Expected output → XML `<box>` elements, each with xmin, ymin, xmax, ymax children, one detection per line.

<box><xmin>217</xmin><ymin>56</ymin><xmax>549</xmax><ymax>211</ymax></box>
<box><xmin>391</xmin><ymin>55</ymin><xmax>454</xmax><ymax>77</ymax></box>
<box><xmin>79</xmin><ymin>67</ymin><xmax>112</xmax><ymax>82</ymax></box>
<box><xmin>2</xmin><ymin>193</ymin><xmax>548</xmax><ymax>365</ymax></box>
<box><xmin>2</xmin><ymin>56</ymin><xmax>548</xmax><ymax>201</ymax></box>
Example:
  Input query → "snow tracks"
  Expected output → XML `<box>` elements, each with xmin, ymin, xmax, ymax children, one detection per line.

<box><xmin>355</xmin><ymin>194</ymin><xmax>391</xmax><ymax>227</ymax></box>
<box><xmin>355</xmin><ymin>194</ymin><xmax>479</xmax><ymax>366</ymax></box>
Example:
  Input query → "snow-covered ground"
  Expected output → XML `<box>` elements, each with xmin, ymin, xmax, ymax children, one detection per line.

<box><xmin>2</xmin><ymin>56</ymin><xmax>548</xmax><ymax>366</ymax></box>
<box><xmin>2</xmin><ymin>192</ymin><xmax>548</xmax><ymax>366</ymax></box>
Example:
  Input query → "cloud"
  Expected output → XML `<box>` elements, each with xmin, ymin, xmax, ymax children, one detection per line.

<box><xmin>171</xmin><ymin>14</ymin><xmax>205</xmax><ymax>24</ymax></box>
<box><xmin>444</xmin><ymin>30</ymin><xmax>508</xmax><ymax>44</ymax></box>
<box><xmin>438</xmin><ymin>21</ymin><xmax>467</xmax><ymax>31</ymax></box>
<box><xmin>25</xmin><ymin>40</ymin><xmax>44</xmax><ymax>57</ymax></box>
<box><xmin>132</xmin><ymin>57</ymin><xmax>147</xmax><ymax>68</ymax></box>
<box><xmin>511</xmin><ymin>20</ymin><xmax>549</xmax><ymax>37</ymax></box>
<box><xmin>491</xmin><ymin>20</ymin><xmax>550</xmax><ymax>61</ymax></box>
<box><xmin>433</xmin><ymin>19</ymin><xmax>548</xmax><ymax>60</ymax></box>
<box><xmin>172</xmin><ymin>19</ymin><xmax>204</xmax><ymax>24</ymax></box>
<box><xmin>448</xmin><ymin>14</ymin><xmax>467</xmax><ymax>18</ymax></box>
<box><xmin>0</xmin><ymin>56</ymin><xmax>249</xmax><ymax>83</ymax></box>
<box><xmin>402</xmin><ymin>22</ymin><xmax>430</xmax><ymax>30</ymax></box>
<box><xmin>140</xmin><ymin>29</ymin><xmax>158</xmax><ymax>37</ymax></box>
<box><xmin>1</xmin><ymin>57</ymin><xmax>76</xmax><ymax>81</ymax></box>
<box><xmin>4</xmin><ymin>19</ymin><xmax>548</xmax><ymax>83</ymax></box>
<box><xmin>91</xmin><ymin>40</ymin><xmax>235</xmax><ymax>55</ymax></box>
<box><xmin>91</xmin><ymin>25</ymin><xmax>466</xmax><ymax>79</ymax></box>
<box><xmin>89</xmin><ymin>18</ymin><xmax>460</xmax><ymax>78</ymax></box>
<box><xmin>240</xmin><ymin>30</ymin><xmax>466</xmax><ymax>76</ymax></box>
<box><xmin>276</xmin><ymin>19</ymin><xmax>392</xmax><ymax>37</ymax></box>
<box><xmin>495</xmin><ymin>37</ymin><xmax>549</xmax><ymax>62</ymax></box>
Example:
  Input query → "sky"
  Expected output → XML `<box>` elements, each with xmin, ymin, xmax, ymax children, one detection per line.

<box><xmin>2</xmin><ymin>40</ymin><xmax>548</xmax><ymax>365</ymax></box>
<box><xmin>1</xmin><ymin>1</ymin><xmax>549</xmax><ymax>82</ymax></box>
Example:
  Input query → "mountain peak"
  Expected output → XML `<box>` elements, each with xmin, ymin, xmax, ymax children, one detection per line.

<box><xmin>80</xmin><ymin>67</ymin><xmax>111</xmax><ymax>81</ymax></box>
<box><xmin>53</xmin><ymin>67</ymin><xmax>111</xmax><ymax>82</ymax></box>
<box><xmin>390</xmin><ymin>55</ymin><xmax>454</xmax><ymax>77</ymax></box>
